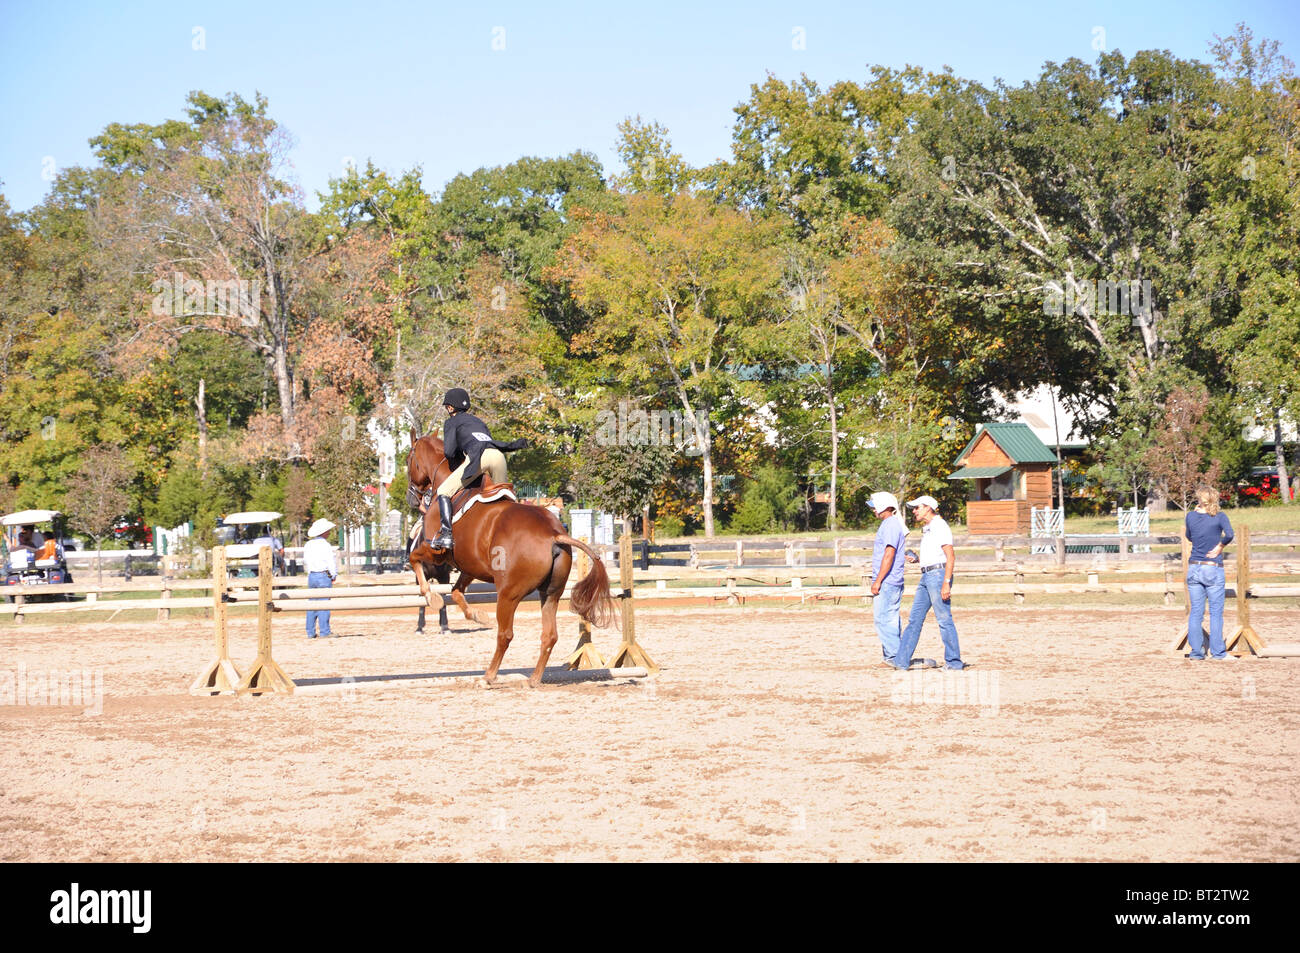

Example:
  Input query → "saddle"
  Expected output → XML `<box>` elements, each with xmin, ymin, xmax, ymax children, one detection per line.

<box><xmin>449</xmin><ymin>479</ymin><xmax>517</xmax><ymax>524</ymax></box>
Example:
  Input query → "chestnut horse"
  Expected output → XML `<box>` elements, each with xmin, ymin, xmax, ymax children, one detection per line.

<box><xmin>407</xmin><ymin>431</ymin><xmax>485</xmax><ymax>632</ymax></box>
<box><xmin>407</xmin><ymin>433</ymin><xmax>616</xmax><ymax>687</ymax></box>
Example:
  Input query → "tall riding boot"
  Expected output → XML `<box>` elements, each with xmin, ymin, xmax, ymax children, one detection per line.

<box><xmin>433</xmin><ymin>495</ymin><xmax>455</xmax><ymax>549</ymax></box>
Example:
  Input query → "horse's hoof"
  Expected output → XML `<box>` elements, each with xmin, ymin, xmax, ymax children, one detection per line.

<box><xmin>526</xmin><ymin>679</ymin><xmax>542</xmax><ymax>690</ymax></box>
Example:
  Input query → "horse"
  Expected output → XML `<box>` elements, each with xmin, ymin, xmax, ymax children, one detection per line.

<box><xmin>407</xmin><ymin>433</ymin><xmax>616</xmax><ymax>688</ymax></box>
<box><xmin>407</xmin><ymin>430</ymin><xmax>487</xmax><ymax>633</ymax></box>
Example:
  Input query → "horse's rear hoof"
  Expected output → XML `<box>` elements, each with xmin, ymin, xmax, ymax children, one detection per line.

<box><xmin>440</xmin><ymin>626</ymin><xmax>450</xmax><ymax>634</ymax></box>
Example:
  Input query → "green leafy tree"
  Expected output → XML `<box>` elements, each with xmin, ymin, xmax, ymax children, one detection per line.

<box><xmin>553</xmin><ymin>193</ymin><xmax>782</xmax><ymax>536</ymax></box>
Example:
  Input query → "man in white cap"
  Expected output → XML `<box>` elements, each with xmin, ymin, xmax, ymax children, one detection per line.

<box><xmin>304</xmin><ymin>518</ymin><xmax>338</xmax><ymax>638</ymax></box>
<box><xmin>894</xmin><ymin>495</ymin><xmax>968</xmax><ymax>670</ymax></box>
<box><xmin>868</xmin><ymin>491</ymin><xmax>908</xmax><ymax>667</ymax></box>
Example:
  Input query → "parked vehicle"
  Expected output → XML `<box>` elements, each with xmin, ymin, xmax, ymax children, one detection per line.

<box><xmin>1238</xmin><ymin>468</ymin><xmax>1295</xmax><ymax>502</ymax></box>
<box><xmin>219</xmin><ymin>511</ymin><xmax>287</xmax><ymax>576</ymax></box>
<box><xmin>2</xmin><ymin>509</ymin><xmax>74</xmax><ymax>598</ymax></box>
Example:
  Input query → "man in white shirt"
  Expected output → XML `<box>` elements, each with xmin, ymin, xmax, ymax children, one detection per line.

<box><xmin>893</xmin><ymin>496</ymin><xmax>968</xmax><ymax>671</ymax></box>
<box><xmin>303</xmin><ymin>518</ymin><xmax>338</xmax><ymax>638</ymax></box>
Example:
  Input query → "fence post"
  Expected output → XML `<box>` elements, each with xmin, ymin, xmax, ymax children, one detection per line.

<box><xmin>833</xmin><ymin>538</ymin><xmax>842</xmax><ymax>565</ymax></box>
<box><xmin>785</xmin><ymin>542</ymin><xmax>794</xmax><ymax>567</ymax></box>
<box><xmin>14</xmin><ymin>591</ymin><xmax>24</xmax><ymax>624</ymax></box>
<box><xmin>994</xmin><ymin>539</ymin><xmax>1005</xmax><ymax>563</ymax></box>
<box><xmin>1014</xmin><ymin>564</ymin><xmax>1025</xmax><ymax>605</ymax></box>
<box><xmin>639</xmin><ymin>539</ymin><xmax>650</xmax><ymax>572</ymax></box>
<box><xmin>1119</xmin><ymin>536</ymin><xmax>1128</xmax><ymax>561</ymax></box>
<box><xmin>735</xmin><ymin>540</ymin><xmax>744</xmax><ymax>567</ymax></box>
<box><xmin>124</xmin><ymin>553</ymin><xmax>133</xmax><ymax>582</ymax></box>
<box><xmin>157</xmin><ymin>554</ymin><xmax>172</xmax><ymax>622</ymax></box>
<box><xmin>1054</xmin><ymin>536</ymin><xmax>1065</xmax><ymax>567</ymax></box>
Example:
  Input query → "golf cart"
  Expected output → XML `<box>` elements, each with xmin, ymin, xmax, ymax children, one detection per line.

<box><xmin>3</xmin><ymin>509</ymin><xmax>74</xmax><ymax>596</ymax></box>
<box><xmin>218</xmin><ymin>511</ymin><xmax>287</xmax><ymax>576</ymax></box>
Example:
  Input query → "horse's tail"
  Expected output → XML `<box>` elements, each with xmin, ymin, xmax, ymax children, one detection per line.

<box><xmin>555</xmin><ymin>534</ymin><xmax>618</xmax><ymax>629</ymax></box>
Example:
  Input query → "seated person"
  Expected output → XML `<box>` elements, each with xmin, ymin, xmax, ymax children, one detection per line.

<box><xmin>15</xmin><ymin>525</ymin><xmax>44</xmax><ymax>553</ymax></box>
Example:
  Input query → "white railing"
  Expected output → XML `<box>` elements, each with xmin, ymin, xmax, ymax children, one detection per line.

<box><xmin>1030</xmin><ymin>506</ymin><xmax>1064</xmax><ymax>554</ymax></box>
<box><xmin>1118</xmin><ymin>507</ymin><xmax>1150</xmax><ymax>552</ymax></box>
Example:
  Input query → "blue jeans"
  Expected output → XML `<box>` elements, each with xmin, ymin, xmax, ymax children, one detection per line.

<box><xmin>895</xmin><ymin>569</ymin><xmax>964</xmax><ymax>669</ymax></box>
<box><xmin>872</xmin><ymin>582</ymin><xmax>903</xmax><ymax>663</ymax></box>
<box><xmin>306</xmin><ymin>571</ymin><xmax>333</xmax><ymax>637</ymax></box>
<box><xmin>1186</xmin><ymin>564</ymin><xmax>1227</xmax><ymax>659</ymax></box>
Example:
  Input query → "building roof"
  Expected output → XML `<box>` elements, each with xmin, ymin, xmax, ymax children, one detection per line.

<box><xmin>947</xmin><ymin>465</ymin><xmax>1012</xmax><ymax>480</ymax></box>
<box><xmin>954</xmin><ymin>422</ymin><xmax>1058</xmax><ymax>466</ymax></box>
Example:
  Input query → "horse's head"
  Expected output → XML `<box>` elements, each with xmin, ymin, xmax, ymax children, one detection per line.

<box><xmin>408</xmin><ymin>433</ymin><xmax>451</xmax><ymax>490</ymax></box>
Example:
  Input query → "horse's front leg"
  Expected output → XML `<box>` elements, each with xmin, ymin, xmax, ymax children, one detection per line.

<box><xmin>409</xmin><ymin>546</ymin><xmax>437</xmax><ymax>608</ymax></box>
<box><xmin>450</xmin><ymin>572</ymin><xmax>483</xmax><ymax>625</ymax></box>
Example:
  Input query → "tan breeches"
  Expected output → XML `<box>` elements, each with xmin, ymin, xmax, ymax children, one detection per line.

<box><xmin>436</xmin><ymin>447</ymin><xmax>508</xmax><ymax>497</ymax></box>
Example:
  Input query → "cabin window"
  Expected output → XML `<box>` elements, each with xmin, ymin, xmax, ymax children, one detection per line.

<box><xmin>987</xmin><ymin>471</ymin><xmax>1017</xmax><ymax>501</ymax></box>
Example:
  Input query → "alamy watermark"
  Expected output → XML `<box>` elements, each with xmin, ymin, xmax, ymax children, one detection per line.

<box><xmin>1043</xmin><ymin>278</ymin><xmax>1153</xmax><ymax>326</ymax></box>
<box><xmin>593</xmin><ymin>401</ymin><xmax>707</xmax><ymax>457</ymax></box>
<box><xmin>889</xmin><ymin>668</ymin><xmax>1000</xmax><ymax>716</ymax></box>
<box><xmin>1</xmin><ymin>663</ymin><xmax>103</xmax><ymax>716</ymax></box>
<box><xmin>151</xmin><ymin>272</ymin><xmax>262</xmax><ymax>326</ymax></box>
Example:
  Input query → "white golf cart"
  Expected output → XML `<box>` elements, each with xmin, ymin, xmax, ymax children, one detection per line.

<box><xmin>3</xmin><ymin>509</ymin><xmax>74</xmax><ymax>595</ymax></box>
<box><xmin>217</xmin><ymin>511</ymin><xmax>287</xmax><ymax>576</ymax></box>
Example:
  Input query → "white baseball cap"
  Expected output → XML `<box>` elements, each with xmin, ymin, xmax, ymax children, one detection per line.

<box><xmin>307</xmin><ymin>518</ymin><xmax>336</xmax><ymax>538</ymax></box>
<box><xmin>906</xmin><ymin>495</ymin><xmax>940</xmax><ymax>510</ymax></box>
<box><xmin>869</xmin><ymin>491</ymin><xmax>900</xmax><ymax>514</ymax></box>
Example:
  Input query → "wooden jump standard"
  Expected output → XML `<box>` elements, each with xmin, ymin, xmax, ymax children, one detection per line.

<box><xmin>192</xmin><ymin>542</ymin><xmax>651</xmax><ymax>696</ymax></box>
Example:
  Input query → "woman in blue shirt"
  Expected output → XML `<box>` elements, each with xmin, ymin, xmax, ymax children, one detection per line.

<box><xmin>1184</xmin><ymin>487</ymin><xmax>1235</xmax><ymax>661</ymax></box>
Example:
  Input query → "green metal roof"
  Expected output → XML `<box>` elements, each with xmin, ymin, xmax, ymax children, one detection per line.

<box><xmin>953</xmin><ymin>422</ymin><xmax>1058</xmax><ymax>466</ymax></box>
<box><xmin>947</xmin><ymin>465</ymin><xmax>1011</xmax><ymax>480</ymax></box>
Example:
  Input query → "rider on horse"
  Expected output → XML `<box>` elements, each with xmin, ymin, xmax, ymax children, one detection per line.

<box><xmin>430</xmin><ymin>388</ymin><xmax>527</xmax><ymax>550</ymax></box>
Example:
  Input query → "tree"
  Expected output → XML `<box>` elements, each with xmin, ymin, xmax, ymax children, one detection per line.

<box><xmin>310</xmin><ymin>415</ymin><xmax>377</xmax><ymax>533</ymax></box>
<box><xmin>64</xmin><ymin>445</ymin><xmax>133</xmax><ymax>586</ymax></box>
<box><xmin>93</xmin><ymin>92</ymin><xmax>347</xmax><ymax>460</ymax></box>
<box><xmin>553</xmin><ymin>193</ymin><xmax>782</xmax><ymax>536</ymax></box>
<box><xmin>1144</xmin><ymin>386</ymin><xmax>1222</xmax><ymax>510</ymax></box>
<box><xmin>1087</xmin><ymin>427</ymin><xmax>1154</xmax><ymax>509</ymax></box>
<box><xmin>574</xmin><ymin>425</ymin><xmax>673</xmax><ymax>527</ymax></box>
<box><xmin>1201</xmin><ymin>26</ymin><xmax>1300</xmax><ymax>503</ymax></box>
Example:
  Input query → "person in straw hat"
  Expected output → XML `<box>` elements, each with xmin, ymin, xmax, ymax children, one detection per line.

<box><xmin>304</xmin><ymin>518</ymin><xmax>338</xmax><ymax>638</ymax></box>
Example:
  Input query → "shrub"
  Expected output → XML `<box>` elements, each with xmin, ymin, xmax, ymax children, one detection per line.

<box><xmin>655</xmin><ymin>514</ymin><xmax>685</xmax><ymax>538</ymax></box>
<box><xmin>729</xmin><ymin>496</ymin><xmax>775</xmax><ymax>535</ymax></box>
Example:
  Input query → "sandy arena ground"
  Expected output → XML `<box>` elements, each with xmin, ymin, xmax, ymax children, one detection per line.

<box><xmin>2</xmin><ymin>600</ymin><xmax>1297</xmax><ymax>862</ymax></box>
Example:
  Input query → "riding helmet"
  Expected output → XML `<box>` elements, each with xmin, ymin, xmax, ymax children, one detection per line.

<box><xmin>443</xmin><ymin>388</ymin><xmax>470</xmax><ymax>412</ymax></box>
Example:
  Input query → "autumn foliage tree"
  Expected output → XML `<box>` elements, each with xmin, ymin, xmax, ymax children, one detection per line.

<box><xmin>1144</xmin><ymin>386</ymin><xmax>1223</xmax><ymax>511</ymax></box>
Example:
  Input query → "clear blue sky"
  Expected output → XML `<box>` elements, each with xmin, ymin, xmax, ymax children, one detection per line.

<box><xmin>2</xmin><ymin>0</ymin><xmax>1297</xmax><ymax>213</ymax></box>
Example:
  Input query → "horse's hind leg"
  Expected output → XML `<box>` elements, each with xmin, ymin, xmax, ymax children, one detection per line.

<box><xmin>529</xmin><ymin>550</ymin><xmax>571</xmax><ymax>688</ymax></box>
<box><xmin>483</xmin><ymin>596</ymin><xmax>519</xmax><ymax>684</ymax></box>
<box><xmin>435</xmin><ymin>563</ymin><xmax>451</xmax><ymax>633</ymax></box>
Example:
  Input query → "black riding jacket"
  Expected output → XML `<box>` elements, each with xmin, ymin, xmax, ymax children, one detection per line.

<box><xmin>442</xmin><ymin>412</ymin><xmax>525</xmax><ymax>486</ymax></box>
